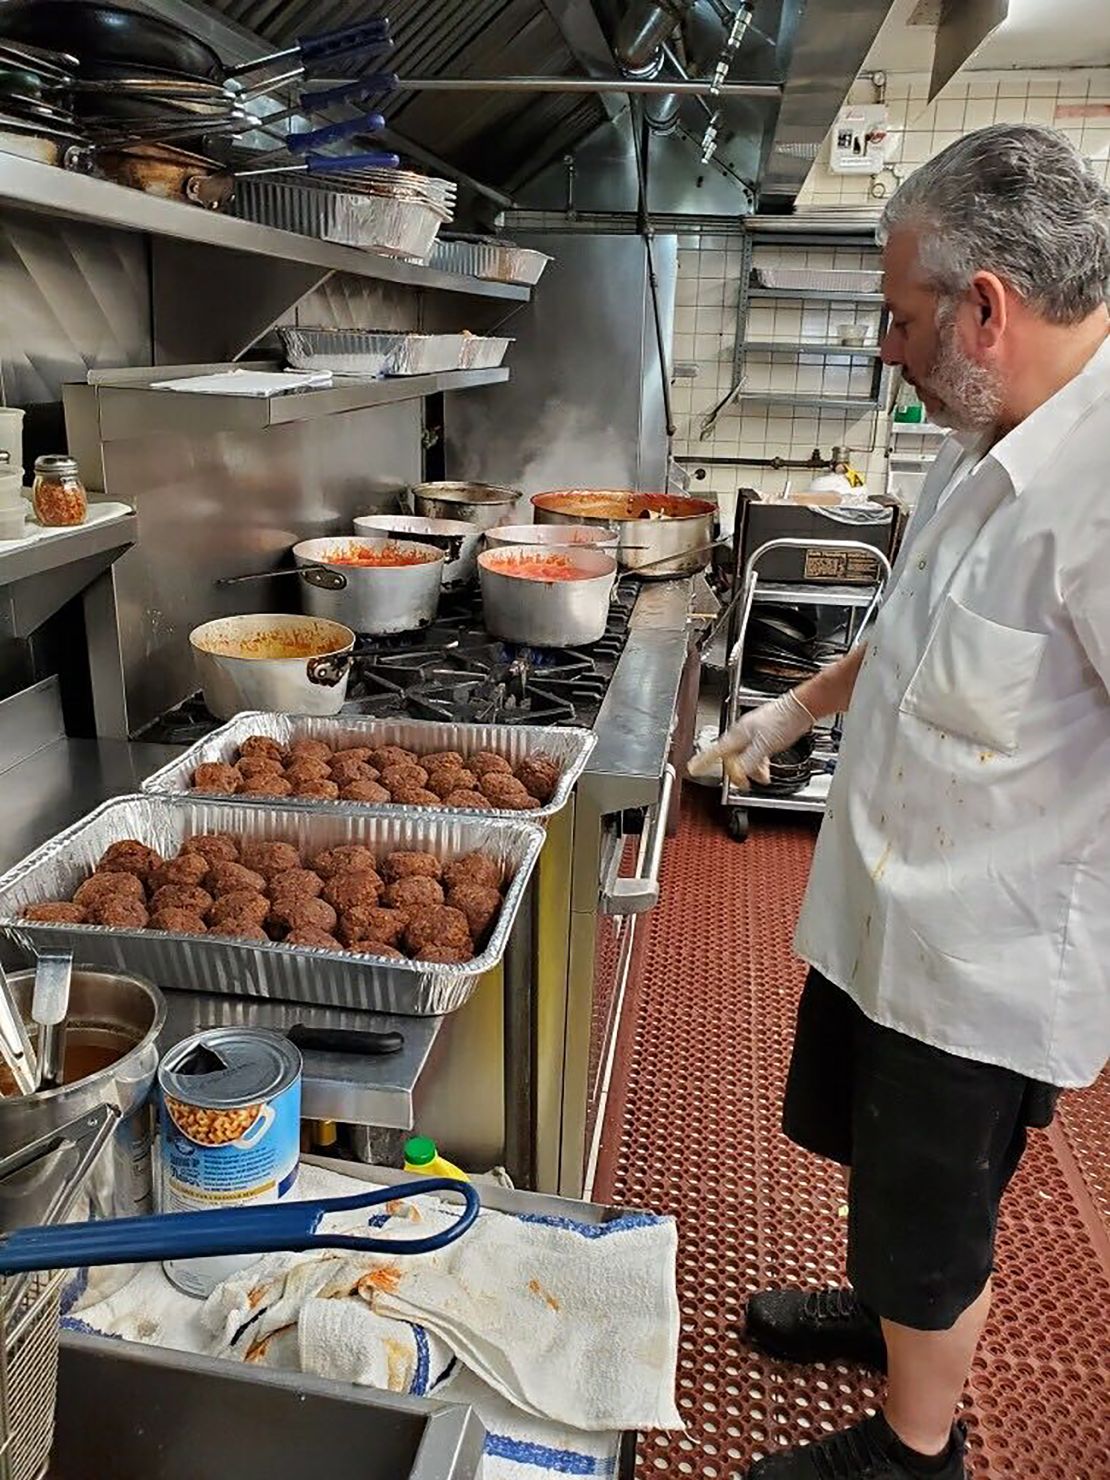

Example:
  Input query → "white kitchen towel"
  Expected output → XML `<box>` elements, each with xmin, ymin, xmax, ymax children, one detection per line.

<box><xmin>442</xmin><ymin>1367</ymin><xmax>620</xmax><ymax>1480</ymax></box>
<box><xmin>299</xmin><ymin>1298</ymin><xmax>454</xmax><ymax>1397</ymax></box>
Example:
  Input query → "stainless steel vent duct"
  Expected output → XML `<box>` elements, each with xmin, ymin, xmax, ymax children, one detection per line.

<box><xmin>615</xmin><ymin>0</ymin><xmax>698</xmax><ymax>75</ymax></box>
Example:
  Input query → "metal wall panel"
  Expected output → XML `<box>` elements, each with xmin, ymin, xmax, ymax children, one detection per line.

<box><xmin>442</xmin><ymin>232</ymin><xmax>676</xmax><ymax>495</ymax></box>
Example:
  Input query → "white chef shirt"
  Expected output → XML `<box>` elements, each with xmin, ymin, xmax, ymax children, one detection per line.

<box><xmin>794</xmin><ymin>335</ymin><xmax>1110</xmax><ymax>1088</ymax></box>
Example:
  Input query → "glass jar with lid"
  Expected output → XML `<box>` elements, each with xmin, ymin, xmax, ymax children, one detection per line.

<box><xmin>32</xmin><ymin>455</ymin><xmax>87</xmax><ymax>527</ymax></box>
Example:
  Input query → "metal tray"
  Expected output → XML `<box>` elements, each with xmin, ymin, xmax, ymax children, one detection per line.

<box><xmin>0</xmin><ymin>796</ymin><xmax>544</xmax><ymax>1015</ymax></box>
<box><xmin>141</xmin><ymin>713</ymin><xmax>597</xmax><ymax>823</ymax></box>
<box><xmin>430</xmin><ymin>239</ymin><xmax>551</xmax><ymax>286</ymax></box>
<box><xmin>279</xmin><ymin>327</ymin><xmax>470</xmax><ymax>378</ymax></box>
<box><xmin>461</xmin><ymin>335</ymin><xmax>513</xmax><ymax>370</ymax></box>
<box><xmin>235</xmin><ymin>179</ymin><xmax>450</xmax><ymax>262</ymax></box>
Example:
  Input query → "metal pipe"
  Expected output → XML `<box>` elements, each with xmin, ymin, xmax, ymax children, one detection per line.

<box><xmin>631</xmin><ymin>104</ymin><xmax>676</xmax><ymax>449</ymax></box>
<box><xmin>394</xmin><ymin>76</ymin><xmax>781</xmax><ymax>97</ymax></box>
<box><xmin>615</xmin><ymin>0</ymin><xmax>696</xmax><ymax>75</ymax></box>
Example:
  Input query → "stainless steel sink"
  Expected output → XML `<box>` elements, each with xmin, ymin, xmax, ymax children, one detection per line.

<box><xmin>49</xmin><ymin>1332</ymin><xmax>485</xmax><ymax>1480</ymax></box>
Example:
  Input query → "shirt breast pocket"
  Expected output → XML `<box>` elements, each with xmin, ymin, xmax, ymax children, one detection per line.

<box><xmin>899</xmin><ymin>595</ymin><xmax>1047</xmax><ymax>754</ymax></box>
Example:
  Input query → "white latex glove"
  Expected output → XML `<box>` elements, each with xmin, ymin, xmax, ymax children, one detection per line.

<box><xmin>688</xmin><ymin>690</ymin><xmax>815</xmax><ymax>789</ymax></box>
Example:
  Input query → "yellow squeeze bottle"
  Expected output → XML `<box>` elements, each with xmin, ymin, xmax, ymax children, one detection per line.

<box><xmin>404</xmin><ymin>1135</ymin><xmax>470</xmax><ymax>1182</ymax></box>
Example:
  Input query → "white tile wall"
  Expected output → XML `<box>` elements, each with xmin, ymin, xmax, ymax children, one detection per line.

<box><xmin>677</xmin><ymin>67</ymin><xmax>1110</xmax><ymax>510</ymax></box>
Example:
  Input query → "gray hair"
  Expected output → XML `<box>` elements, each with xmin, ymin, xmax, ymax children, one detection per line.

<box><xmin>880</xmin><ymin>124</ymin><xmax>1110</xmax><ymax>324</ymax></box>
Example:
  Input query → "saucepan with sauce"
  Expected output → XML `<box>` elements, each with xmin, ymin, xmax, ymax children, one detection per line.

<box><xmin>292</xmin><ymin>536</ymin><xmax>446</xmax><ymax>636</ymax></box>
<box><xmin>532</xmin><ymin>489</ymin><xmax>717</xmax><ymax>579</ymax></box>
<box><xmin>0</xmin><ymin>970</ymin><xmax>165</xmax><ymax>1224</ymax></box>
<box><xmin>189</xmin><ymin>613</ymin><xmax>356</xmax><ymax>720</ymax></box>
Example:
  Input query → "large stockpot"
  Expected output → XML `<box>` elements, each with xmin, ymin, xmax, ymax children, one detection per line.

<box><xmin>409</xmin><ymin>481</ymin><xmax>521</xmax><ymax>531</ymax></box>
<box><xmin>532</xmin><ymin>489</ymin><xmax>717</xmax><ymax>578</ymax></box>
<box><xmin>190</xmin><ymin>613</ymin><xmax>355</xmax><ymax>720</ymax></box>
<box><xmin>352</xmin><ymin>513</ymin><xmax>480</xmax><ymax>589</ymax></box>
<box><xmin>0</xmin><ymin>970</ymin><xmax>165</xmax><ymax>1223</ymax></box>
<box><xmin>478</xmin><ymin>546</ymin><xmax>618</xmax><ymax>647</ymax></box>
<box><xmin>483</xmin><ymin>523</ymin><xmax>618</xmax><ymax>555</ymax></box>
<box><xmin>293</xmin><ymin>536</ymin><xmax>445</xmax><ymax>633</ymax></box>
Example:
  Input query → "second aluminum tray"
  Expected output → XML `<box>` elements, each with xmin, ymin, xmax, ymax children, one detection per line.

<box><xmin>0</xmin><ymin>796</ymin><xmax>544</xmax><ymax>1016</ymax></box>
<box><xmin>141</xmin><ymin>713</ymin><xmax>596</xmax><ymax>823</ymax></box>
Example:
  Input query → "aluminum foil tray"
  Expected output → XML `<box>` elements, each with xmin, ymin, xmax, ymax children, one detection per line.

<box><xmin>141</xmin><ymin>713</ymin><xmax>597</xmax><ymax>824</ymax></box>
<box><xmin>235</xmin><ymin>179</ymin><xmax>450</xmax><ymax>262</ymax></box>
<box><xmin>751</xmin><ymin>266</ymin><xmax>882</xmax><ymax>293</ymax></box>
<box><xmin>461</xmin><ymin>336</ymin><xmax>513</xmax><ymax>371</ymax></box>
<box><xmin>430</xmin><ymin>239</ymin><xmax>551</xmax><ymax>286</ymax></box>
<box><xmin>281</xmin><ymin>327</ymin><xmax>469</xmax><ymax>377</ymax></box>
<box><xmin>0</xmin><ymin>797</ymin><xmax>544</xmax><ymax>1015</ymax></box>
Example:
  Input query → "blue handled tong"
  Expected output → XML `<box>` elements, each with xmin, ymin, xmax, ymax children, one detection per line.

<box><xmin>0</xmin><ymin>1177</ymin><xmax>478</xmax><ymax>1275</ymax></box>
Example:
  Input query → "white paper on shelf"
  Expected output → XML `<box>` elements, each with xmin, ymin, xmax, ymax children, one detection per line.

<box><xmin>149</xmin><ymin>370</ymin><xmax>334</xmax><ymax>397</ymax></box>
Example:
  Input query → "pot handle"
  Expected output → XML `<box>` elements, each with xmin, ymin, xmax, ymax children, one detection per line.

<box><xmin>307</xmin><ymin>651</ymin><xmax>352</xmax><ymax>689</ymax></box>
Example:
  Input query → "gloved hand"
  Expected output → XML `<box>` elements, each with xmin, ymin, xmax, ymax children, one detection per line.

<box><xmin>688</xmin><ymin>690</ymin><xmax>815</xmax><ymax>789</ymax></box>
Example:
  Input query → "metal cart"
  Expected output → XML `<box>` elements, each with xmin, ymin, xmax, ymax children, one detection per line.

<box><xmin>719</xmin><ymin>537</ymin><xmax>891</xmax><ymax>841</ymax></box>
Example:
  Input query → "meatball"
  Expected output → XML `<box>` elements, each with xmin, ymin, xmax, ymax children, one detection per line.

<box><xmin>283</xmin><ymin>758</ymin><xmax>332</xmax><ymax>785</ymax></box>
<box><xmin>208</xmin><ymin>919</ymin><xmax>269</xmax><ymax>942</ymax></box>
<box><xmin>149</xmin><ymin>907</ymin><xmax>207</xmax><ymax>934</ymax></box>
<box><xmin>239</xmin><ymin>735</ymin><xmax>286</xmax><ymax>763</ymax></box>
<box><xmin>208</xmin><ymin>890</ymin><xmax>270</xmax><ymax>927</ymax></box>
<box><xmin>267</xmin><ymin>868</ymin><xmax>323</xmax><ymax>901</ymax></box>
<box><xmin>287</xmin><ymin>739</ymin><xmax>333</xmax><ymax>766</ymax></box>
<box><xmin>351</xmin><ymin>942</ymin><xmax>405</xmax><ymax>960</ymax></box>
<box><xmin>284</xmin><ymin>927</ymin><xmax>342</xmax><ymax>950</ymax></box>
<box><xmin>447</xmin><ymin>885</ymin><xmax>502</xmax><ymax>939</ymax></box>
<box><xmin>479</xmin><ymin>772</ymin><xmax>532</xmax><ymax>807</ymax></box>
<box><xmin>73</xmin><ymin>871</ymin><xmax>145</xmax><ymax>908</ymax></box>
<box><xmin>322</xmin><ymin>871</ymin><xmax>383</xmax><ymax>914</ymax></box>
<box><xmin>330</xmin><ymin>757</ymin><xmax>374</xmax><ymax>787</ymax></box>
<box><xmin>469</xmin><ymin>751</ymin><xmax>512</xmax><ymax>778</ymax></box>
<box><xmin>331</xmin><ymin>747</ymin><xmax>373</xmax><ymax>766</ymax></box>
<box><xmin>381</xmin><ymin>762</ymin><xmax>429</xmax><ymax>793</ymax></box>
<box><xmin>442</xmin><ymin>854</ymin><xmax>503</xmax><ymax>893</ymax></box>
<box><xmin>514</xmin><ymin>755</ymin><xmax>560</xmax><ymax>804</ymax></box>
<box><xmin>421</xmin><ymin>751</ymin><xmax>465</xmax><ymax>772</ymax></box>
<box><xmin>98</xmin><ymin>841</ymin><xmax>161</xmax><ymax>879</ymax></box>
<box><xmin>427</xmin><ymin>766</ymin><xmax>477</xmax><ymax>800</ymax></box>
<box><xmin>443</xmin><ymin>789</ymin><xmax>493</xmax><ymax>811</ymax></box>
<box><xmin>149</xmin><ymin>852</ymin><xmax>210</xmax><ymax>891</ymax></box>
<box><xmin>180</xmin><ymin>833</ymin><xmax>239</xmax><ymax>865</ymax></box>
<box><xmin>310</xmin><ymin>844</ymin><xmax>377</xmax><ymax>879</ymax></box>
<box><xmin>390</xmin><ymin>785</ymin><xmax>440</xmax><ymax>807</ymax></box>
<box><xmin>206</xmin><ymin>862</ymin><xmax>266</xmax><ymax>897</ymax></box>
<box><xmin>23</xmin><ymin>901</ymin><xmax>86</xmax><ymax>924</ymax></box>
<box><xmin>384</xmin><ymin>876</ymin><xmax>444</xmax><ymax>912</ymax></box>
<box><xmin>340</xmin><ymin>779</ymin><xmax>391</xmax><ymax>804</ymax></box>
<box><xmin>416</xmin><ymin>944</ymin><xmax>473</xmax><ymax>965</ymax></box>
<box><xmin>192</xmin><ymin>762</ymin><xmax>241</xmax><ymax>795</ymax></box>
<box><xmin>338</xmin><ymin>905</ymin><xmax>408</xmax><ymax>948</ymax></box>
<box><xmin>240</xmin><ymin>841</ymin><xmax>301</xmax><ymax>880</ymax></box>
<box><xmin>405</xmin><ymin>905</ymin><xmax>471</xmax><ymax>954</ymax></box>
<box><xmin>237</xmin><ymin>774</ymin><xmax>292</xmax><ymax>798</ymax></box>
<box><xmin>369</xmin><ymin>745</ymin><xmax>418</xmax><ymax>772</ymax></box>
<box><xmin>381</xmin><ymin>851</ymin><xmax>441</xmax><ymax>884</ymax></box>
<box><xmin>236</xmin><ymin>754</ymin><xmax>285</xmax><ymax>781</ymax></box>
<box><xmin>267</xmin><ymin>896</ymin><xmax>337</xmax><ymax>937</ymax></box>
<box><xmin>87</xmin><ymin>896</ymin><xmax>149</xmax><ymax>929</ymax></box>
<box><xmin>150</xmin><ymin>884</ymin><xmax>212</xmax><ymax>917</ymax></box>
<box><xmin>290</xmin><ymin>778</ymin><xmax>340</xmax><ymax>801</ymax></box>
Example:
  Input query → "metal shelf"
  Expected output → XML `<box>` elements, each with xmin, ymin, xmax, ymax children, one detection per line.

<box><xmin>736</xmin><ymin>392</ymin><xmax>881</xmax><ymax>413</ymax></box>
<box><xmin>742</xmin><ymin>340</ymin><xmax>882</xmax><ymax>359</ymax></box>
<box><xmin>752</xmin><ymin>581</ymin><xmax>879</xmax><ymax>608</ymax></box>
<box><xmin>85</xmin><ymin>368</ymin><xmax>510</xmax><ymax>442</ymax></box>
<box><xmin>0</xmin><ymin>509</ymin><xmax>136</xmax><ymax>586</ymax></box>
<box><xmin>741</xmin><ymin>772</ymin><xmax>833</xmax><ymax>811</ymax></box>
<box><xmin>0</xmin><ymin>154</ymin><xmax>529</xmax><ymax>302</ymax></box>
<box><xmin>889</xmin><ymin>420</ymin><xmax>948</xmax><ymax>437</ymax></box>
<box><xmin>748</xmin><ymin>286</ymin><xmax>886</xmax><ymax>304</ymax></box>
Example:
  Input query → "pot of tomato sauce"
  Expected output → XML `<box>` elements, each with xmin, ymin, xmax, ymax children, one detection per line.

<box><xmin>478</xmin><ymin>546</ymin><xmax>618</xmax><ymax>647</ymax></box>
<box><xmin>189</xmin><ymin>612</ymin><xmax>356</xmax><ymax>720</ymax></box>
<box><xmin>293</xmin><ymin>536</ymin><xmax>446</xmax><ymax>638</ymax></box>
<box><xmin>531</xmin><ymin>490</ymin><xmax>716</xmax><ymax>579</ymax></box>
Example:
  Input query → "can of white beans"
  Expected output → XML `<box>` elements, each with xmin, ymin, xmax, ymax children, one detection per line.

<box><xmin>157</xmin><ymin>1027</ymin><xmax>302</xmax><ymax>1297</ymax></box>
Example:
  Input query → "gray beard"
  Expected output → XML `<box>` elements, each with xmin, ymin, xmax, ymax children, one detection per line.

<box><xmin>917</xmin><ymin>303</ymin><xmax>1004</xmax><ymax>433</ymax></box>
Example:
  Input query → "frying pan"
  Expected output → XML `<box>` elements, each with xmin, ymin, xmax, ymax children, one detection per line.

<box><xmin>0</xmin><ymin>2</ymin><xmax>391</xmax><ymax>89</ymax></box>
<box><xmin>0</xmin><ymin>111</ymin><xmax>83</xmax><ymax>165</ymax></box>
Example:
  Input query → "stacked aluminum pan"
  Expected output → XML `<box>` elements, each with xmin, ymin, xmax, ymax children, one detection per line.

<box><xmin>0</xmin><ymin>797</ymin><xmax>544</xmax><ymax>1015</ymax></box>
<box><xmin>751</xmin><ymin>266</ymin><xmax>882</xmax><ymax>293</ymax></box>
<box><xmin>430</xmin><ymin>238</ymin><xmax>551</xmax><ymax>286</ymax></box>
<box><xmin>236</xmin><ymin>169</ymin><xmax>456</xmax><ymax>262</ymax></box>
<box><xmin>141</xmin><ymin>712</ymin><xmax>596</xmax><ymax>823</ymax></box>
<box><xmin>281</xmin><ymin>327</ymin><xmax>469</xmax><ymax>377</ymax></box>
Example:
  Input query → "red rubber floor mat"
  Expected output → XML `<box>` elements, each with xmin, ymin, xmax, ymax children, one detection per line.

<box><xmin>592</xmin><ymin>792</ymin><xmax>1110</xmax><ymax>1479</ymax></box>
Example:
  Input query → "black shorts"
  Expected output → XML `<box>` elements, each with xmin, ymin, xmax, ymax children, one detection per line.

<box><xmin>783</xmin><ymin>969</ymin><xmax>1060</xmax><ymax>1332</ymax></box>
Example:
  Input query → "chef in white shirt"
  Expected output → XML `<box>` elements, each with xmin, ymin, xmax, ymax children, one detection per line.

<box><xmin>692</xmin><ymin>124</ymin><xmax>1109</xmax><ymax>1480</ymax></box>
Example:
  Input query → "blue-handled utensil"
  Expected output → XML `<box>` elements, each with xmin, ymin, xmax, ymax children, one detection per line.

<box><xmin>225</xmin><ymin>20</ymin><xmax>393</xmax><ymax>80</ymax></box>
<box><xmin>285</xmin><ymin>113</ymin><xmax>387</xmax><ymax>153</ymax></box>
<box><xmin>0</xmin><ymin>1177</ymin><xmax>478</xmax><ymax>1275</ymax></box>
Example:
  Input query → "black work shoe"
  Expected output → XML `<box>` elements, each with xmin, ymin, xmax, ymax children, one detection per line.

<box><xmin>745</xmin><ymin>1414</ymin><xmax>968</xmax><ymax>1478</ymax></box>
<box><xmin>745</xmin><ymin>1287</ymin><xmax>887</xmax><ymax>1371</ymax></box>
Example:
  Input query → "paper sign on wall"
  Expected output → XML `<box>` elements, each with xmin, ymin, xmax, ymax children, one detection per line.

<box><xmin>829</xmin><ymin>105</ymin><xmax>890</xmax><ymax>175</ymax></box>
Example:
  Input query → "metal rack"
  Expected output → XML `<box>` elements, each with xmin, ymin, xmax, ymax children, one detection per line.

<box><xmin>718</xmin><ymin>536</ymin><xmax>891</xmax><ymax>841</ymax></box>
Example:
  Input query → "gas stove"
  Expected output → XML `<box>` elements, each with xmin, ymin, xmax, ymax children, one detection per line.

<box><xmin>139</xmin><ymin>580</ymin><xmax>640</xmax><ymax>747</ymax></box>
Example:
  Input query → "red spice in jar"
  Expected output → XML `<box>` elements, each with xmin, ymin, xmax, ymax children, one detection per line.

<box><xmin>32</xmin><ymin>455</ymin><xmax>87</xmax><ymax>527</ymax></box>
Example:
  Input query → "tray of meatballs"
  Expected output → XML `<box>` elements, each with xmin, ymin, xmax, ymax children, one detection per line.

<box><xmin>0</xmin><ymin>795</ymin><xmax>545</xmax><ymax>1014</ymax></box>
<box><xmin>140</xmin><ymin>714</ymin><xmax>597</xmax><ymax>820</ymax></box>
